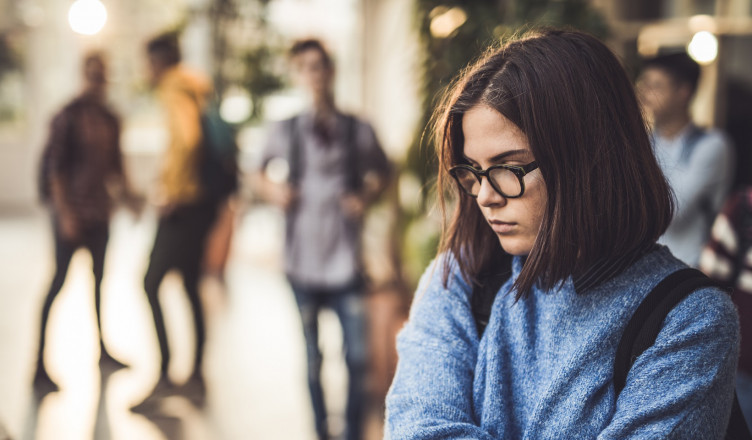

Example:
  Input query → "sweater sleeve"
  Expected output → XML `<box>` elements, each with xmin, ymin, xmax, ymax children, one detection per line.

<box><xmin>384</xmin><ymin>257</ymin><xmax>495</xmax><ymax>440</ymax></box>
<box><xmin>598</xmin><ymin>287</ymin><xmax>740</xmax><ymax>439</ymax></box>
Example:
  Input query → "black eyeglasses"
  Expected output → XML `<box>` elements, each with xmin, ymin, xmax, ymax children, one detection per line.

<box><xmin>449</xmin><ymin>161</ymin><xmax>539</xmax><ymax>198</ymax></box>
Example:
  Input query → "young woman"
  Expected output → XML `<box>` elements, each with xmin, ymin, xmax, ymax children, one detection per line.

<box><xmin>385</xmin><ymin>29</ymin><xmax>740</xmax><ymax>438</ymax></box>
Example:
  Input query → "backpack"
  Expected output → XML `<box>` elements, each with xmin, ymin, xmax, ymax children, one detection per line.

<box><xmin>199</xmin><ymin>105</ymin><xmax>239</xmax><ymax>202</ymax></box>
<box><xmin>472</xmin><ymin>266</ymin><xmax>751</xmax><ymax>439</ymax></box>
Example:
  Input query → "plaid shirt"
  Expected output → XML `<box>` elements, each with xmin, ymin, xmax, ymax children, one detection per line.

<box><xmin>701</xmin><ymin>186</ymin><xmax>752</xmax><ymax>372</ymax></box>
<box><xmin>41</xmin><ymin>93</ymin><xmax>123</xmax><ymax>226</ymax></box>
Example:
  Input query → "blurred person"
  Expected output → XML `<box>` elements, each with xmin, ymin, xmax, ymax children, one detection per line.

<box><xmin>385</xmin><ymin>29</ymin><xmax>741</xmax><ymax>438</ymax></box>
<box><xmin>701</xmin><ymin>186</ymin><xmax>752</xmax><ymax>426</ymax></box>
<box><xmin>35</xmin><ymin>52</ymin><xmax>138</xmax><ymax>393</ymax></box>
<box><xmin>638</xmin><ymin>52</ymin><xmax>734</xmax><ymax>267</ymax></box>
<box><xmin>201</xmin><ymin>116</ymin><xmax>240</xmax><ymax>284</ymax></box>
<box><xmin>130</xmin><ymin>32</ymin><xmax>218</xmax><ymax>412</ymax></box>
<box><xmin>202</xmin><ymin>197</ymin><xmax>237</xmax><ymax>283</ymax></box>
<box><xmin>255</xmin><ymin>39</ymin><xmax>391</xmax><ymax>440</ymax></box>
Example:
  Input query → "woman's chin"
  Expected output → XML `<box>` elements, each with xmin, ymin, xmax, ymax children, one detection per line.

<box><xmin>498</xmin><ymin>237</ymin><xmax>532</xmax><ymax>257</ymax></box>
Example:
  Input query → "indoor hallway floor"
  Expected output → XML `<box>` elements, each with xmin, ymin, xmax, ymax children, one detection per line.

<box><xmin>0</xmin><ymin>205</ymin><xmax>383</xmax><ymax>440</ymax></box>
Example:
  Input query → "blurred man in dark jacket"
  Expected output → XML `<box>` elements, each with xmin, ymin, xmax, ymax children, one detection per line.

<box><xmin>256</xmin><ymin>39</ymin><xmax>391</xmax><ymax>440</ymax></box>
<box><xmin>35</xmin><ymin>52</ymin><xmax>137</xmax><ymax>394</ymax></box>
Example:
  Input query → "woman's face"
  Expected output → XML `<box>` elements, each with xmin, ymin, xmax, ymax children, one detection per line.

<box><xmin>461</xmin><ymin>104</ymin><xmax>547</xmax><ymax>256</ymax></box>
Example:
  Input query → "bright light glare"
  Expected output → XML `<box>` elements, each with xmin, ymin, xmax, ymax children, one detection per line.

<box><xmin>687</xmin><ymin>31</ymin><xmax>718</xmax><ymax>65</ymax></box>
<box><xmin>265</xmin><ymin>157</ymin><xmax>289</xmax><ymax>183</ymax></box>
<box><xmin>68</xmin><ymin>0</ymin><xmax>107</xmax><ymax>36</ymax></box>
<box><xmin>220</xmin><ymin>90</ymin><xmax>253</xmax><ymax>124</ymax></box>
<box><xmin>430</xmin><ymin>7</ymin><xmax>467</xmax><ymax>39</ymax></box>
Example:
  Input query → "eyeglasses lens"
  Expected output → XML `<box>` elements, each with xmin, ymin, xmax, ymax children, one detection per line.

<box><xmin>453</xmin><ymin>167</ymin><xmax>522</xmax><ymax>197</ymax></box>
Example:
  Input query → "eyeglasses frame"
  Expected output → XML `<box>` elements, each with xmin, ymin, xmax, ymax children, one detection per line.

<box><xmin>449</xmin><ymin>161</ymin><xmax>539</xmax><ymax>198</ymax></box>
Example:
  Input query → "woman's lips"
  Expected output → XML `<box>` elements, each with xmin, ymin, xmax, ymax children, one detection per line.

<box><xmin>488</xmin><ymin>219</ymin><xmax>516</xmax><ymax>234</ymax></box>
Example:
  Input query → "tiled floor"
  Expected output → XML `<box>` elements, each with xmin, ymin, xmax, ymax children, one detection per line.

<box><xmin>0</xmin><ymin>205</ymin><xmax>386</xmax><ymax>440</ymax></box>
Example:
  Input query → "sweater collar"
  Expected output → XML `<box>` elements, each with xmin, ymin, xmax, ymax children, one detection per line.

<box><xmin>510</xmin><ymin>243</ymin><xmax>657</xmax><ymax>294</ymax></box>
<box><xmin>572</xmin><ymin>243</ymin><xmax>657</xmax><ymax>293</ymax></box>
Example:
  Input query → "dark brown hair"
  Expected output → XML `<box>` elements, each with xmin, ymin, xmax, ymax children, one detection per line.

<box><xmin>146</xmin><ymin>32</ymin><xmax>181</xmax><ymax>67</ymax></box>
<box><xmin>82</xmin><ymin>51</ymin><xmax>106</xmax><ymax>84</ymax></box>
<box><xmin>642</xmin><ymin>51</ymin><xmax>701</xmax><ymax>94</ymax></box>
<box><xmin>435</xmin><ymin>28</ymin><xmax>674</xmax><ymax>298</ymax></box>
<box><xmin>289</xmin><ymin>38</ymin><xmax>333</xmax><ymax>69</ymax></box>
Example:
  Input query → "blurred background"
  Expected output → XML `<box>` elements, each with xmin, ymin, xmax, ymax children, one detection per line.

<box><xmin>0</xmin><ymin>0</ymin><xmax>750</xmax><ymax>439</ymax></box>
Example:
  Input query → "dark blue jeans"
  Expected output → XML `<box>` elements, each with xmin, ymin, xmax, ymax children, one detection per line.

<box><xmin>290</xmin><ymin>281</ymin><xmax>368</xmax><ymax>440</ymax></box>
<box><xmin>37</xmin><ymin>219</ymin><xmax>109</xmax><ymax>370</ymax></box>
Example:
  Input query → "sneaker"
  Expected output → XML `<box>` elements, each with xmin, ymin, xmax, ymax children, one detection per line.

<box><xmin>33</xmin><ymin>366</ymin><xmax>59</xmax><ymax>398</ymax></box>
<box><xmin>130</xmin><ymin>375</ymin><xmax>176</xmax><ymax>414</ymax></box>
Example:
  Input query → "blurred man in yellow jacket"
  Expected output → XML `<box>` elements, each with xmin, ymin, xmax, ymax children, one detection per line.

<box><xmin>131</xmin><ymin>32</ymin><xmax>217</xmax><ymax>412</ymax></box>
<box><xmin>153</xmin><ymin>60</ymin><xmax>209</xmax><ymax>208</ymax></box>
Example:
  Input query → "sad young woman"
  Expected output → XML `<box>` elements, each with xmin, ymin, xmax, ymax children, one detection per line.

<box><xmin>385</xmin><ymin>29</ymin><xmax>740</xmax><ymax>439</ymax></box>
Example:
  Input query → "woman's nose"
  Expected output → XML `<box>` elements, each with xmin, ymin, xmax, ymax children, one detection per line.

<box><xmin>476</xmin><ymin>176</ymin><xmax>506</xmax><ymax>207</ymax></box>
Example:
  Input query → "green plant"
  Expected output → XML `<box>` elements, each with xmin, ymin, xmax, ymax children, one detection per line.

<box><xmin>208</xmin><ymin>0</ymin><xmax>284</xmax><ymax>123</ymax></box>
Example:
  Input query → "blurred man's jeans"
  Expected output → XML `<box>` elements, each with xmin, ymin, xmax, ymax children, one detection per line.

<box><xmin>290</xmin><ymin>281</ymin><xmax>368</xmax><ymax>440</ymax></box>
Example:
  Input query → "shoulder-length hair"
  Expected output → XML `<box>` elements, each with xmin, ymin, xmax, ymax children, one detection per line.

<box><xmin>435</xmin><ymin>28</ymin><xmax>673</xmax><ymax>298</ymax></box>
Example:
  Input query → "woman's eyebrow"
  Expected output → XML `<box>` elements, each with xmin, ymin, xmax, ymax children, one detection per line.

<box><xmin>463</xmin><ymin>149</ymin><xmax>530</xmax><ymax>165</ymax></box>
<box><xmin>489</xmin><ymin>149</ymin><xmax>529</xmax><ymax>163</ymax></box>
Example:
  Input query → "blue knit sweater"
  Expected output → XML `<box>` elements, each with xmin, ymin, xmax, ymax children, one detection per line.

<box><xmin>385</xmin><ymin>246</ymin><xmax>740</xmax><ymax>439</ymax></box>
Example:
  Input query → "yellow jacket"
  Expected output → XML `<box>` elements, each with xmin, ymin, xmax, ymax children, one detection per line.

<box><xmin>156</xmin><ymin>65</ymin><xmax>211</xmax><ymax>205</ymax></box>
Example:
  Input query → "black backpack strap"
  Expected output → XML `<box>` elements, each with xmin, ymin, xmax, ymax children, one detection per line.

<box><xmin>614</xmin><ymin>268</ymin><xmax>749</xmax><ymax>439</ymax></box>
<box><xmin>614</xmin><ymin>268</ymin><xmax>711</xmax><ymax>393</ymax></box>
<box><xmin>679</xmin><ymin>125</ymin><xmax>705</xmax><ymax>165</ymax></box>
<box><xmin>342</xmin><ymin>114</ymin><xmax>360</xmax><ymax>193</ymax></box>
<box><xmin>471</xmin><ymin>253</ymin><xmax>513</xmax><ymax>337</ymax></box>
<box><xmin>287</xmin><ymin>116</ymin><xmax>301</xmax><ymax>186</ymax></box>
